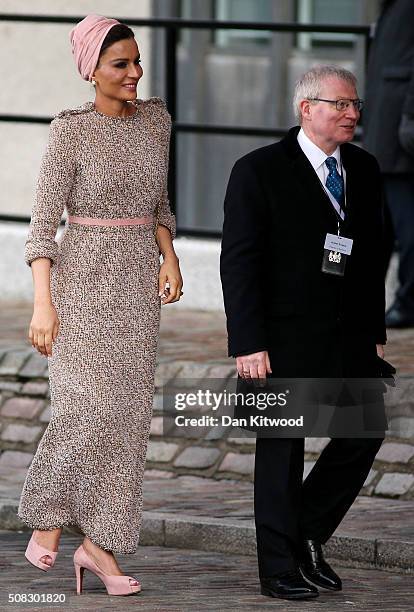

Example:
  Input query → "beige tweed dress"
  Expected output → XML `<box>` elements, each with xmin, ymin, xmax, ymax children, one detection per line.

<box><xmin>17</xmin><ymin>97</ymin><xmax>176</xmax><ymax>554</ymax></box>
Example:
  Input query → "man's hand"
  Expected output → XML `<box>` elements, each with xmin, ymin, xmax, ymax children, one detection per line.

<box><xmin>376</xmin><ymin>344</ymin><xmax>385</xmax><ymax>359</ymax></box>
<box><xmin>236</xmin><ymin>350</ymin><xmax>272</xmax><ymax>380</ymax></box>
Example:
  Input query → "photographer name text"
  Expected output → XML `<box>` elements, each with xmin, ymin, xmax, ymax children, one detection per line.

<box><xmin>174</xmin><ymin>415</ymin><xmax>304</xmax><ymax>427</ymax></box>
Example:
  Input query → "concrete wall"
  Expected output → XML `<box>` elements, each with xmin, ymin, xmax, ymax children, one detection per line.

<box><xmin>0</xmin><ymin>221</ymin><xmax>397</xmax><ymax>311</ymax></box>
<box><xmin>0</xmin><ymin>222</ymin><xmax>224</xmax><ymax>310</ymax></box>
<box><xmin>0</xmin><ymin>0</ymin><xmax>393</xmax><ymax>311</ymax></box>
<box><xmin>0</xmin><ymin>0</ymin><xmax>152</xmax><ymax>217</ymax></box>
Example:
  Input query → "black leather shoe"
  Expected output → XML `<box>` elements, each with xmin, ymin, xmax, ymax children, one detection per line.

<box><xmin>385</xmin><ymin>304</ymin><xmax>414</xmax><ymax>328</ymax></box>
<box><xmin>260</xmin><ymin>569</ymin><xmax>319</xmax><ymax>600</ymax></box>
<box><xmin>299</xmin><ymin>539</ymin><xmax>342</xmax><ymax>591</ymax></box>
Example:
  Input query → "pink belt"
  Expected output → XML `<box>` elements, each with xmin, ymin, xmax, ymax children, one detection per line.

<box><xmin>67</xmin><ymin>215</ymin><xmax>154</xmax><ymax>227</ymax></box>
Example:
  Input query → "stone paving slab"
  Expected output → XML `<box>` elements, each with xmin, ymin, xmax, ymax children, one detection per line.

<box><xmin>1</xmin><ymin>303</ymin><xmax>412</xmax><ymax>581</ymax></box>
<box><xmin>1</xmin><ymin>531</ymin><xmax>413</xmax><ymax>611</ymax></box>
<box><xmin>142</xmin><ymin>477</ymin><xmax>414</xmax><ymax>571</ymax></box>
<box><xmin>140</xmin><ymin>509</ymin><xmax>414</xmax><ymax>572</ymax></box>
<box><xmin>137</xmin><ymin>476</ymin><xmax>412</xmax><ymax>542</ymax></box>
<box><xmin>2</xmin><ymin>354</ymin><xmax>413</xmax><ymax>495</ymax></box>
<box><xmin>1</xmin><ymin>469</ymin><xmax>413</xmax><ymax>571</ymax></box>
<box><xmin>1</xmin><ymin>302</ymin><xmax>413</xmax><ymax>373</ymax></box>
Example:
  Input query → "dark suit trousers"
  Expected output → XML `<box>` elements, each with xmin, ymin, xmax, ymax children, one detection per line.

<box><xmin>383</xmin><ymin>173</ymin><xmax>414</xmax><ymax>312</ymax></box>
<box><xmin>254</xmin><ymin>436</ymin><xmax>383</xmax><ymax>578</ymax></box>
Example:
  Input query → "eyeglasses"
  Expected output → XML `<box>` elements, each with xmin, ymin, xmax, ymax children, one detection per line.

<box><xmin>308</xmin><ymin>98</ymin><xmax>364</xmax><ymax>111</ymax></box>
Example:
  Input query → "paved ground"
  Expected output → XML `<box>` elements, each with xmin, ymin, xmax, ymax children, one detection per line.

<box><xmin>2</xmin><ymin>302</ymin><xmax>413</xmax><ymax>373</ymax></box>
<box><xmin>1</xmin><ymin>303</ymin><xmax>413</xmax><ymax>609</ymax></box>
<box><xmin>1</xmin><ymin>531</ymin><xmax>413</xmax><ymax>611</ymax></box>
<box><xmin>3</xmin><ymin>467</ymin><xmax>412</xmax><ymax>547</ymax></box>
<box><xmin>142</xmin><ymin>475</ymin><xmax>414</xmax><ymax>541</ymax></box>
<box><xmin>0</xmin><ymin>303</ymin><xmax>229</xmax><ymax>364</ymax></box>
<box><xmin>2</xmin><ymin>466</ymin><xmax>413</xmax><ymax>568</ymax></box>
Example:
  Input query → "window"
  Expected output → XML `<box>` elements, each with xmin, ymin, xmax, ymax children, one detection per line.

<box><xmin>297</xmin><ymin>0</ymin><xmax>359</xmax><ymax>49</ymax></box>
<box><xmin>214</xmin><ymin>0</ymin><xmax>272</xmax><ymax>47</ymax></box>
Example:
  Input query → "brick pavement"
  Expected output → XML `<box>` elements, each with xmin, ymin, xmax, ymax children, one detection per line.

<box><xmin>1</xmin><ymin>531</ymin><xmax>413</xmax><ymax>611</ymax></box>
<box><xmin>1</xmin><ymin>346</ymin><xmax>413</xmax><ymax>498</ymax></box>
<box><xmin>2</xmin><ymin>301</ymin><xmax>413</xmax><ymax>373</ymax></box>
<box><xmin>0</xmin><ymin>302</ymin><xmax>413</xmax><ymax>606</ymax></box>
<box><xmin>1</xmin><ymin>465</ymin><xmax>413</xmax><ymax>572</ymax></box>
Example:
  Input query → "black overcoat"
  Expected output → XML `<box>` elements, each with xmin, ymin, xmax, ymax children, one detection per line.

<box><xmin>220</xmin><ymin>127</ymin><xmax>386</xmax><ymax>379</ymax></box>
<box><xmin>363</xmin><ymin>0</ymin><xmax>414</xmax><ymax>173</ymax></box>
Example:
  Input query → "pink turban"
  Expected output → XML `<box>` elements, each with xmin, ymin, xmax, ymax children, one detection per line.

<box><xmin>69</xmin><ymin>14</ymin><xmax>120</xmax><ymax>81</ymax></box>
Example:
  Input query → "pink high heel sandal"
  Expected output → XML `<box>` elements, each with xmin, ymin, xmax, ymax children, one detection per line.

<box><xmin>73</xmin><ymin>544</ymin><xmax>141</xmax><ymax>596</ymax></box>
<box><xmin>25</xmin><ymin>532</ymin><xmax>58</xmax><ymax>571</ymax></box>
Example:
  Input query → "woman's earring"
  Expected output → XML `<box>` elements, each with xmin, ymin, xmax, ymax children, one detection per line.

<box><xmin>91</xmin><ymin>79</ymin><xmax>96</xmax><ymax>86</ymax></box>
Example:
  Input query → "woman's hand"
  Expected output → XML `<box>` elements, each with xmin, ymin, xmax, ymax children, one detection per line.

<box><xmin>29</xmin><ymin>301</ymin><xmax>60</xmax><ymax>357</ymax></box>
<box><xmin>158</xmin><ymin>254</ymin><xmax>183</xmax><ymax>304</ymax></box>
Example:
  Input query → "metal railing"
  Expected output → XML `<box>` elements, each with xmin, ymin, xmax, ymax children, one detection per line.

<box><xmin>0</xmin><ymin>14</ymin><xmax>371</xmax><ymax>236</ymax></box>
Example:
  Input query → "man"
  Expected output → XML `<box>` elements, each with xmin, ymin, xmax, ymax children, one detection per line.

<box><xmin>364</xmin><ymin>0</ymin><xmax>414</xmax><ymax>327</ymax></box>
<box><xmin>220</xmin><ymin>65</ymin><xmax>386</xmax><ymax>601</ymax></box>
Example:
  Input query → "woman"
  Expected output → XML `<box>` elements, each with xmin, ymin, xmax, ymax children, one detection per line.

<box><xmin>17</xmin><ymin>14</ymin><xmax>183</xmax><ymax>596</ymax></box>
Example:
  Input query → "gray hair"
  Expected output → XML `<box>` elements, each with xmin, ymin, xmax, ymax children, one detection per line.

<box><xmin>293</xmin><ymin>65</ymin><xmax>358</xmax><ymax>124</ymax></box>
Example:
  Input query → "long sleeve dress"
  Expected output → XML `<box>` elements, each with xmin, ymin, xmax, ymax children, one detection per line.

<box><xmin>17</xmin><ymin>97</ymin><xmax>176</xmax><ymax>554</ymax></box>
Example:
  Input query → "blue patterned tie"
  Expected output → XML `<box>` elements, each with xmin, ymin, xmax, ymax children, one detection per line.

<box><xmin>325</xmin><ymin>156</ymin><xmax>345</xmax><ymax>217</ymax></box>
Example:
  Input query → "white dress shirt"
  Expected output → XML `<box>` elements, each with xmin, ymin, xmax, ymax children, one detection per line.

<box><xmin>297</xmin><ymin>127</ymin><xmax>346</xmax><ymax>189</ymax></box>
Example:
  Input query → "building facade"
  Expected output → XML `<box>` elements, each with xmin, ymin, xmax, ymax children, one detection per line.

<box><xmin>0</xmin><ymin>0</ymin><xmax>384</xmax><ymax>308</ymax></box>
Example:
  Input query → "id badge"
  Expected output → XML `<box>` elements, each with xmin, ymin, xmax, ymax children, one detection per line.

<box><xmin>321</xmin><ymin>233</ymin><xmax>353</xmax><ymax>277</ymax></box>
<box><xmin>321</xmin><ymin>249</ymin><xmax>347</xmax><ymax>275</ymax></box>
